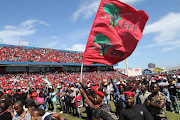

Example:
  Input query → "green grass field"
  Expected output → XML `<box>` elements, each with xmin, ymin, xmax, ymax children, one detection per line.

<box><xmin>56</xmin><ymin>101</ymin><xmax>180</xmax><ymax>120</ymax></box>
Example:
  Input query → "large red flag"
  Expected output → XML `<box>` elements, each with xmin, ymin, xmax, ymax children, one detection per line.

<box><xmin>82</xmin><ymin>0</ymin><xmax>149</xmax><ymax>65</ymax></box>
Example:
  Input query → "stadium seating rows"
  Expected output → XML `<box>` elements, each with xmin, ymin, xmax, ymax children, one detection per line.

<box><xmin>0</xmin><ymin>46</ymin><xmax>83</xmax><ymax>63</ymax></box>
<box><xmin>0</xmin><ymin>71</ymin><xmax>127</xmax><ymax>89</ymax></box>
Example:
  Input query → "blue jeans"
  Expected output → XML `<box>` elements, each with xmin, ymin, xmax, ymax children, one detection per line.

<box><xmin>52</xmin><ymin>101</ymin><xmax>56</xmax><ymax>112</ymax></box>
<box><xmin>163</xmin><ymin>91</ymin><xmax>171</xmax><ymax>102</ymax></box>
<box><xmin>77</xmin><ymin>107</ymin><xmax>81</xmax><ymax>117</ymax></box>
<box><xmin>60</xmin><ymin>100</ymin><xmax>65</xmax><ymax>112</ymax></box>
<box><xmin>170</xmin><ymin>95</ymin><xmax>180</xmax><ymax>112</ymax></box>
<box><xmin>45</xmin><ymin>99</ymin><xmax>48</xmax><ymax>111</ymax></box>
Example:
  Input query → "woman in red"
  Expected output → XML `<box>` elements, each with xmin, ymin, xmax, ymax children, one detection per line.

<box><xmin>75</xmin><ymin>90</ymin><xmax>83</xmax><ymax>118</ymax></box>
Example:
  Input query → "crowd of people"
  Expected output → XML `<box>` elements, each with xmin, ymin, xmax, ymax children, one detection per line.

<box><xmin>0</xmin><ymin>71</ymin><xmax>127</xmax><ymax>89</ymax></box>
<box><xmin>0</xmin><ymin>46</ymin><xmax>83</xmax><ymax>63</ymax></box>
<box><xmin>0</xmin><ymin>70</ymin><xmax>180</xmax><ymax>120</ymax></box>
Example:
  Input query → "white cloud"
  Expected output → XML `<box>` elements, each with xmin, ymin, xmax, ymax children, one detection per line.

<box><xmin>72</xmin><ymin>0</ymin><xmax>143</xmax><ymax>22</ymax></box>
<box><xmin>120</xmin><ymin>0</ymin><xmax>143</xmax><ymax>4</ymax></box>
<box><xmin>144</xmin><ymin>12</ymin><xmax>180</xmax><ymax>52</ymax></box>
<box><xmin>66</xmin><ymin>44</ymin><xmax>86</xmax><ymax>52</ymax></box>
<box><xmin>0</xmin><ymin>19</ymin><xmax>48</xmax><ymax>45</ymax></box>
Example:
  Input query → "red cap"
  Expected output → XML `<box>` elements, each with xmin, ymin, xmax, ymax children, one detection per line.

<box><xmin>95</xmin><ymin>91</ymin><xmax>105</xmax><ymax>98</ymax></box>
<box><xmin>94</xmin><ymin>83</ymin><xmax>98</xmax><ymax>86</ymax></box>
<box><xmin>92</xmin><ymin>86</ymin><xmax>100</xmax><ymax>91</ymax></box>
<box><xmin>123</xmin><ymin>91</ymin><xmax>135</xmax><ymax>96</ymax></box>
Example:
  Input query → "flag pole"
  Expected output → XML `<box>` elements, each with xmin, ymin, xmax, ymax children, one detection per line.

<box><xmin>125</xmin><ymin>59</ymin><xmax>129</xmax><ymax>76</ymax></box>
<box><xmin>80</xmin><ymin>63</ymin><xmax>83</xmax><ymax>82</ymax></box>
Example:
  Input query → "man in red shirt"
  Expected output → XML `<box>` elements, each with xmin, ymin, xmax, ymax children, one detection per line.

<box><xmin>31</xmin><ymin>89</ymin><xmax>38</xmax><ymax>100</ymax></box>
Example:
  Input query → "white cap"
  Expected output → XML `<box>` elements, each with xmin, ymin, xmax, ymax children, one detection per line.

<box><xmin>70</xmin><ymin>87</ymin><xmax>74</xmax><ymax>91</ymax></box>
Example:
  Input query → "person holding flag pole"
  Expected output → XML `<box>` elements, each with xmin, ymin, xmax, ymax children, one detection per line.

<box><xmin>79</xmin><ymin>0</ymin><xmax>149</xmax><ymax>119</ymax></box>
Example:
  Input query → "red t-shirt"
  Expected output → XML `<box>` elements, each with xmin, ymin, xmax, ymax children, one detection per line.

<box><xmin>32</xmin><ymin>92</ymin><xmax>38</xmax><ymax>100</ymax></box>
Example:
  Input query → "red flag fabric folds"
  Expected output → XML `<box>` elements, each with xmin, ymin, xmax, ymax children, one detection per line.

<box><xmin>82</xmin><ymin>0</ymin><xmax>149</xmax><ymax>65</ymax></box>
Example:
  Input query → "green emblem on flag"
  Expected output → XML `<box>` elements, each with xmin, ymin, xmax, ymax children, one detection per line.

<box><xmin>104</xmin><ymin>3</ymin><xmax>122</xmax><ymax>28</ymax></box>
<box><xmin>94</xmin><ymin>34</ymin><xmax>112</xmax><ymax>56</ymax></box>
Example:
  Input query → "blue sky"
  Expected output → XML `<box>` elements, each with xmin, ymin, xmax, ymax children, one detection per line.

<box><xmin>0</xmin><ymin>0</ymin><xmax>180</xmax><ymax>69</ymax></box>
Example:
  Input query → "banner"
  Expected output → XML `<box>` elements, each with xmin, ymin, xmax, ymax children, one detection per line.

<box><xmin>82</xmin><ymin>0</ymin><xmax>149</xmax><ymax>65</ymax></box>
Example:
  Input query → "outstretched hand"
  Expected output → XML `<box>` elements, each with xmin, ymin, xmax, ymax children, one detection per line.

<box><xmin>51</xmin><ymin>113</ymin><xmax>64</xmax><ymax>120</ymax></box>
<box><xmin>80</xmin><ymin>89</ymin><xmax>86</xmax><ymax>96</ymax></box>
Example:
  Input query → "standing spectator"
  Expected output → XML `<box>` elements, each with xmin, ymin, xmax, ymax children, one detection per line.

<box><xmin>43</xmin><ymin>90</ymin><xmax>48</xmax><ymax>112</ymax></box>
<box><xmin>119</xmin><ymin>91</ymin><xmax>153</xmax><ymax>120</ymax></box>
<box><xmin>0</xmin><ymin>100</ymin><xmax>12</xmax><ymax>120</ymax></box>
<box><xmin>50</xmin><ymin>89</ymin><xmax>57</xmax><ymax>112</ymax></box>
<box><xmin>25</xmin><ymin>98</ymin><xmax>35</xmax><ymax>115</ymax></box>
<box><xmin>103</xmin><ymin>83</ymin><xmax>111</xmax><ymax>110</ymax></box>
<box><xmin>31</xmin><ymin>89</ymin><xmax>38</xmax><ymax>100</ymax></box>
<box><xmin>31</xmin><ymin>108</ymin><xmax>45</xmax><ymax>120</ymax></box>
<box><xmin>13</xmin><ymin>100</ymin><xmax>31</xmax><ymax>120</ymax></box>
<box><xmin>59</xmin><ymin>87</ymin><xmax>65</xmax><ymax>114</ymax></box>
<box><xmin>35</xmin><ymin>92</ymin><xmax>46</xmax><ymax>110</ymax></box>
<box><xmin>168</xmin><ymin>78</ymin><xmax>180</xmax><ymax>114</ymax></box>
<box><xmin>75</xmin><ymin>90</ymin><xmax>83</xmax><ymax>118</ymax></box>
<box><xmin>68</xmin><ymin>87</ymin><xmax>76</xmax><ymax>115</ymax></box>
<box><xmin>80</xmin><ymin>89</ymin><xmax>118</xmax><ymax>120</ymax></box>
<box><xmin>116</xmin><ymin>84</ymin><xmax>126</xmax><ymax>117</ymax></box>
<box><xmin>175</xmin><ymin>76</ymin><xmax>180</xmax><ymax>100</ymax></box>
<box><xmin>47</xmin><ymin>88</ymin><xmax>53</xmax><ymax>111</ymax></box>
<box><xmin>147</xmin><ymin>83</ymin><xmax>167</xmax><ymax>120</ymax></box>
<box><xmin>137</xmin><ymin>83</ymin><xmax>151</xmax><ymax>107</ymax></box>
<box><xmin>64</xmin><ymin>89</ymin><xmax>71</xmax><ymax>115</ymax></box>
<box><xmin>56</xmin><ymin>86</ymin><xmax>61</xmax><ymax>106</ymax></box>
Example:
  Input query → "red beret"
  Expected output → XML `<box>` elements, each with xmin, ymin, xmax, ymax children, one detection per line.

<box><xmin>95</xmin><ymin>91</ymin><xmax>105</xmax><ymax>98</ymax></box>
<box><xmin>92</xmin><ymin>86</ymin><xmax>100</xmax><ymax>91</ymax></box>
<box><xmin>130</xmin><ymin>83</ymin><xmax>133</xmax><ymax>86</ymax></box>
<box><xmin>94</xmin><ymin>83</ymin><xmax>98</xmax><ymax>86</ymax></box>
<box><xmin>123</xmin><ymin>91</ymin><xmax>135</xmax><ymax>96</ymax></box>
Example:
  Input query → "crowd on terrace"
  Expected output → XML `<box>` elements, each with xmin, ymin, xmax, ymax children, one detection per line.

<box><xmin>0</xmin><ymin>71</ymin><xmax>127</xmax><ymax>89</ymax></box>
<box><xmin>0</xmin><ymin>45</ymin><xmax>83</xmax><ymax>63</ymax></box>
<box><xmin>0</xmin><ymin>70</ymin><xmax>180</xmax><ymax>120</ymax></box>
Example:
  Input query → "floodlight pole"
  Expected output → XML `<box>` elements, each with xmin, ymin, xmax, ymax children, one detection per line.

<box><xmin>125</xmin><ymin>59</ymin><xmax>129</xmax><ymax>76</ymax></box>
<box><xmin>80</xmin><ymin>63</ymin><xmax>83</xmax><ymax>82</ymax></box>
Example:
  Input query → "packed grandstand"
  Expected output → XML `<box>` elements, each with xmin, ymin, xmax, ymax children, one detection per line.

<box><xmin>0</xmin><ymin>44</ymin><xmax>180</xmax><ymax>120</ymax></box>
<box><xmin>0</xmin><ymin>44</ymin><xmax>83</xmax><ymax>63</ymax></box>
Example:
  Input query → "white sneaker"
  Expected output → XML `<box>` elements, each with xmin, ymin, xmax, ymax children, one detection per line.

<box><xmin>60</xmin><ymin>111</ymin><xmax>63</xmax><ymax>114</ymax></box>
